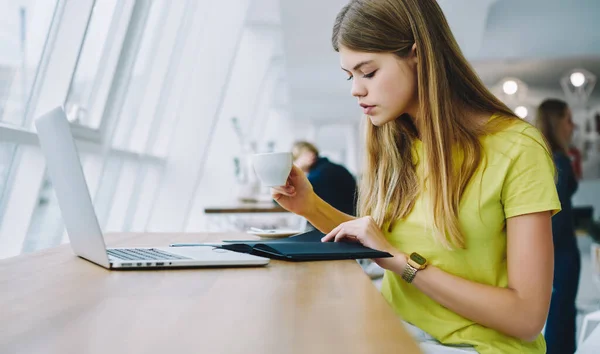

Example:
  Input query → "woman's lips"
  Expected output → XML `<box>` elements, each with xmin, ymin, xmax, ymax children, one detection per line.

<box><xmin>362</xmin><ymin>105</ymin><xmax>374</xmax><ymax>115</ymax></box>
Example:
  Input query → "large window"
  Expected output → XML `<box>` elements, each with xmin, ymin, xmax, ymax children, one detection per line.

<box><xmin>0</xmin><ymin>0</ymin><xmax>298</xmax><ymax>259</ymax></box>
<box><xmin>0</xmin><ymin>142</ymin><xmax>16</xmax><ymax>224</ymax></box>
<box><xmin>111</xmin><ymin>0</ymin><xmax>169</xmax><ymax>151</ymax></box>
<box><xmin>22</xmin><ymin>0</ymin><xmax>167</xmax><ymax>250</ymax></box>
<box><xmin>63</xmin><ymin>0</ymin><xmax>122</xmax><ymax>129</ymax></box>
<box><xmin>0</xmin><ymin>0</ymin><xmax>59</xmax><ymax>126</ymax></box>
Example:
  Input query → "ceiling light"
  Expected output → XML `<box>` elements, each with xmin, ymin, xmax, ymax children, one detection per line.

<box><xmin>561</xmin><ymin>69</ymin><xmax>596</xmax><ymax>105</ymax></box>
<box><xmin>570</xmin><ymin>72</ymin><xmax>586</xmax><ymax>87</ymax></box>
<box><xmin>502</xmin><ymin>80</ymin><xmax>518</xmax><ymax>95</ymax></box>
<box><xmin>515</xmin><ymin>106</ymin><xmax>528</xmax><ymax>119</ymax></box>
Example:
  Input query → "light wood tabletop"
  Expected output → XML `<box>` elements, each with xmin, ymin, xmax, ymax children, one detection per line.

<box><xmin>0</xmin><ymin>232</ymin><xmax>421</xmax><ymax>354</ymax></box>
<box><xmin>204</xmin><ymin>202</ymin><xmax>288</xmax><ymax>214</ymax></box>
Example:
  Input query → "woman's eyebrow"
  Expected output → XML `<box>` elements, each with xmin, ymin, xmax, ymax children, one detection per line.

<box><xmin>341</xmin><ymin>60</ymin><xmax>374</xmax><ymax>72</ymax></box>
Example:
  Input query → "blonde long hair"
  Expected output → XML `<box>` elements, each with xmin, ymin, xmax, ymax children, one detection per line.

<box><xmin>332</xmin><ymin>0</ymin><xmax>521</xmax><ymax>248</ymax></box>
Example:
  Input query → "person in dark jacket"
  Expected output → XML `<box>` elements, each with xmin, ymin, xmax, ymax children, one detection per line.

<box><xmin>535</xmin><ymin>99</ymin><xmax>580</xmax><ymax>354</ymax></box>
<box><xmin>292</xmin><ymin>141</ymin><xmax>357</xmax><ymax>216</ymax></box>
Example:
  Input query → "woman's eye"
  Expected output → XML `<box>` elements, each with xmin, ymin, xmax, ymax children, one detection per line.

<box><xmin>363</xmin><ymin>70</ymin><xmax>377</xmax><ymax>79</ymax></box>
<box><xmin>346</xmin><ymin>76</ymin><xmax>353</xmax><ymax>81</ymax></box>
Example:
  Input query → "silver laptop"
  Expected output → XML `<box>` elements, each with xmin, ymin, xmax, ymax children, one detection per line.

<box><xmin>34</xmin><ymin>107</ymin><xmax>269</xmax><ymax>269</ymax></box>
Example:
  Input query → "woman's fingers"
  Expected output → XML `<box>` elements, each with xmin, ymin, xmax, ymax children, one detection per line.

<box><xmin>322</xmin><ymin>225</ymin><xmax>341</xmax><ymax>242</ymax></box>
<box><xmin>334</xmin><ymin>230</ymin><xmax>348</xmax><ymax>242</ymax></box>
<box><xmin>323</xmin><ymin>225</ymin><xmax>359</xmax><ymax>243</ymax></box>
<box><xmin>271</xmin><ymin>186</ymin><xmax>296</xmax><ymax>197</ymax></box>
<box><xmin>290</xmin><ymin>164</ymin><xmax>302</xmax><ymax>177</ymax></box>
<box><xmin>333</xmin><ymin>230</ymin><xmax>359</xmax><ymax>243</ymax></box>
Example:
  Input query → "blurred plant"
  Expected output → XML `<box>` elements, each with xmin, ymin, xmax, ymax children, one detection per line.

<box><xmin>231</xmin><ymin>117</ymin><xmax>245</xmax><ymax>147</ymax></box>
<box><xmin>231</xmin><ymin>117</ymin><xmax>257</xmax><ymax>190</ymax></box>
<box><xmin>233</xmin><ymin>157</ymin><xmax>242</xmax><ymax>182</ymax></box>
<box><xmin>231</xmin><ymin>116</ymin><xmax>257</xmax><ymax>154</ymax></box>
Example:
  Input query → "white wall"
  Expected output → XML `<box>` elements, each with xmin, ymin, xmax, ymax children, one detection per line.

<box><xmin>143</xmin><ymin>0</ymin><xmax>251</xmax><ymax>232</ymax></box>
<box><xmin>184</xmin><ymin>27</ymin><xmax>301</xmax><ymax>231</ymax></box>
<box><xmin>574</xmin><ymin>180</ymin><xmax>600</xmax><ymax>220</ymax></box>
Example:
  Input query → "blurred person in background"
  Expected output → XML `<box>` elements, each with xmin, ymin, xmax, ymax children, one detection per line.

<box><xmin>568</xmin><ymin>144</ymin><xmax>583</xmax><ymax>180</ymax></box>
<box><xmin>535</xmin><ymin>99</ymin><xmax>580</xmax><ymax>354</ymax></box>
<box><xmin>272</xmin><ymin>0</ymin><xmax>560</xmax><ymax>352</ymax></box>
<box><xmin>292</xmin><ymin>141</ymin><xmax>357</xmax><ymax>217</ymax></box>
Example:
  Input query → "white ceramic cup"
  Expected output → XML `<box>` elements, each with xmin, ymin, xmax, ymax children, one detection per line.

<box><xmin>252</xmin><ymin>152</ymin><xmax>293</xmax><ymax>187</ymax></box>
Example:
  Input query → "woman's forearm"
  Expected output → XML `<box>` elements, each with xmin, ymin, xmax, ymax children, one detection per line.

<box><xmin>301</xmin><ymin>194</ymin><xmax>355</xmax><ymax>233</ymax></box>
<box><xmin>388</xmin><ymin>259</ymin><xmax>548</xmax><ymax>341</ymax></box>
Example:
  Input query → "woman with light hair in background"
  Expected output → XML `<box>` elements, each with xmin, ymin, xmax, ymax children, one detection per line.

<box><xmin>271</xmin><ymin>0</ymin><xmax>560</xmax><ymax>353</ymax></box>
<box><xmin>535</xmin><ymin>98</ymin><xmax>580</xmax><ymax>354</ymax></box>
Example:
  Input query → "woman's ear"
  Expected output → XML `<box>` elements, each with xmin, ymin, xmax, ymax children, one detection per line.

<box><xmin>411</xmin><ymin>43</ymin><xmax>418</xmax><ymax>63</ymax></box>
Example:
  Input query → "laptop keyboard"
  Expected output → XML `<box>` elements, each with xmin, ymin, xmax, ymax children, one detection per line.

<box><xmin>107</xmin><ymin>248</ymin><xmax>190</xmax><ymax>261</ymax></box>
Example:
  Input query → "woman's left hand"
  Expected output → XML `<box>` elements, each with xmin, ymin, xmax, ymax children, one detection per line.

<box><xmin>321</xmin><ymin>216</ymin><xmax>405</xmax><ymax>270</ymax></box>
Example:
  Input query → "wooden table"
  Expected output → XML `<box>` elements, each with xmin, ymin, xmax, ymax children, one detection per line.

<box><xmin>203</xmin><ymin>202</ymin><xmax>301</xmax><ymax>232</ymax></box>
<box><xmin>0</xmin><ymin>233</ymin><xmax>420</xmax><ymax>354</ymax></box>
<box><xmin>204</xmin><ymin>202</ymin><xmax>288</xmax><ymax>214</ymax></box>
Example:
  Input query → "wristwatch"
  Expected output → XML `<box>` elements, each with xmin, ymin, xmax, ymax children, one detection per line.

<box><xmin>401</xmin><ymin>252</ymin><xmax>428</xmax><ymax>283</ymax></box>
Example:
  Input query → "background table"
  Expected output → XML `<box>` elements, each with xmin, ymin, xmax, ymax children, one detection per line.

<box><xmin>204</xmin><ymin>202</ymin><xmax>306</xmax><ymax>231</ymax></box>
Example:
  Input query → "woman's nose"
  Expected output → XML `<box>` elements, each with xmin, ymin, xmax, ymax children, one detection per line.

<box><xmin>351</xmin><ymin>80</ymin><xmax>367</xmax><ymax>98</ymax></box>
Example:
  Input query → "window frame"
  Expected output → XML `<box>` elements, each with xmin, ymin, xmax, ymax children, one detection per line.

<box><xmin>0</xmin><ymin>0</ymin><xmax>169</xmax><ymax>259</ymax></box>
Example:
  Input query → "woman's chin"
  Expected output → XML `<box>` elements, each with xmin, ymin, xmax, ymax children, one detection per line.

<box><xmin>368</xmin><ymin>114</ymin><xmax>393</xmax><ymax>127</ymax></box>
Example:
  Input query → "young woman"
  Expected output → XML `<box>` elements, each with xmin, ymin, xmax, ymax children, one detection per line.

<box><xmin>272</xmin><ymin>1</ymin><xmax>559</xmax><ymax>353</ymax></box>
<box><xmin>535</xmin><ymin>99</ymin><xmax>580</xmax><ymax>354</ymax></box>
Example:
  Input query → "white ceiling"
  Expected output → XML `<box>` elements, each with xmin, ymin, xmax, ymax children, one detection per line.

<box><xmin>278</xmin><ymin>0</ymin><xmax>356</xmax><ymax>122</ymax></box>
<box><xmin>478</xmin><ymin>0</ymin><xmax>600</xmax><ymax>60</ymax></box>
<box><xmin>473</xmin><ymin>58</ymin><xmax>600</xmax><ymax>101</ymax></box>
<box><xmin>253</xmin><ymin>0</ymin><xmax>600</xmax><ymax>122</ymax></box>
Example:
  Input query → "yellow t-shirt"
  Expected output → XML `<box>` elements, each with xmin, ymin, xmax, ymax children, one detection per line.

<box><xmin>380</xmin><ymin>117</ymin><xmax>561</xmax><ymax>354</ymax></box>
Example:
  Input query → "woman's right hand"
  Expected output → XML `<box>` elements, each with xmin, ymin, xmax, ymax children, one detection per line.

<box><xmin>271</xmin><ymin>165</ymin><xmax>315</xmax><ymax>216</ymax></box>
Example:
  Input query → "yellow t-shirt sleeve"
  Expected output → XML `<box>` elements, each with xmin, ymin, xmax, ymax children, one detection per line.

<box><xmin>501</xmin><ymin>127</ymin><xmax>561</xmax><ymax>218</ymax></box>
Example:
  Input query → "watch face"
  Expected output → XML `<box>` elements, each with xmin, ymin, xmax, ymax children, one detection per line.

<box><xmin>410</xmin><ymin>252</ymin><xmax>426</xmax><ymax>266</ymax></box>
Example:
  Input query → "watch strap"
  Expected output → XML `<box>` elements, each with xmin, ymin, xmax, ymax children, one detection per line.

<box><xmin>401</xmin><ymin>263</ymin><xmax>418</xmax><ymax>283</ymax></box>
